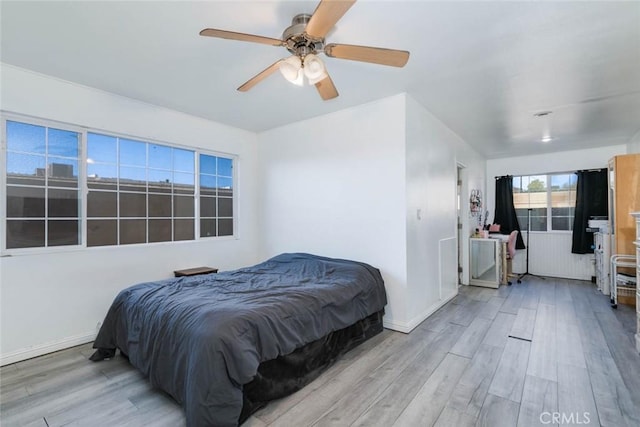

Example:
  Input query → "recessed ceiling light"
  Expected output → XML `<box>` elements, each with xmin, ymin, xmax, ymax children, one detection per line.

<box><xmin>541</xmin><ymin>136</ymin><xmax>553</xmax><ymax>143</ymax></box>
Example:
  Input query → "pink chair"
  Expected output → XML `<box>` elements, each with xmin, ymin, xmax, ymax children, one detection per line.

<box><xmin>506</xmin><ymin>230</ymin><xmax>520</xmax><ymax>285</ymax></box>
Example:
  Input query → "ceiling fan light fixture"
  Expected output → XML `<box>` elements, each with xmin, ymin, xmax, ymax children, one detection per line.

<box><xmin>303</xmin><ymin>54</ymin><xmax>327</xmax><ymax>84</ymax></box>
<box><xmin>279</xmin><ymin>55</ymin><xmax>304</xmax><ymax>86</ymax></box>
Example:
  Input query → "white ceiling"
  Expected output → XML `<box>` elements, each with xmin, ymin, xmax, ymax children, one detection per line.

<box><xmin>2</xmin><ymin>1</ymin><xmax>639</xmax><ymax>159</ymax></box>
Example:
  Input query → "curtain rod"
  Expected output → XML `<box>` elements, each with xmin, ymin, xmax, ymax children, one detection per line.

<box><xmin>576</xmin><ymin>168</ymin><xmax>607</xmax><ymax>173</ymax></box>
<box><xmin>495</xmin><ymin>168</ymin><xmax>606</xmax><ymax>179</ymax></box>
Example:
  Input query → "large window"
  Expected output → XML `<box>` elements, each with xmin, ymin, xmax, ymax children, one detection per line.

<box><xmin>5</xmin><ymin>121</ymin><xmax>81</xmax><ymax>249</ymax></box>
<box><xmin>512</xmin><ymin>173</ymin><xmax>577</xmax><ymax>232</ymax></box>
<box><xmin>2</xmin><ymin>117</ymin><xmax>235</xmax><ymax>251</ymax></box>
<box><xmin>86</xmin><ymin>133</ymin><xmax>197</xmax><ymax>246</ymax></box>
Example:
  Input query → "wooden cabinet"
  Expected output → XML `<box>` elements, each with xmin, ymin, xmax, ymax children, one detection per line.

<box><xmin>608</xmin><ymin>154</ymin><xmax>640</xmax><ymax>257</ymax></box>
<box><xmin>608</xmin><ymin>154</ymin><xmax>640</xmax><ymax>306</ymax></box>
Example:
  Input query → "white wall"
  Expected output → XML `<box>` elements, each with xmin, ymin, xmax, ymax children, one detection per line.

<box><xmin>258</xmin><ymin>94</ymin><xmax>486</xmax><ymax>332</ymax></box>
<box><xmin>0</xmin><ymin>65</ymin><xmax>260</xmax><ymax>364</ymax></box>
<box><xmin>257</xmin><ymin>95</ymin><xmax>409</xmax><ymax>329</ymax></box>
<box><xmin>486</xmin><ymin>145</ymin><xmax>628</xmax><ymax>279</ymax></box>
<box><xmin>404</xmin><ymin>95</ymin><xmax>485</xmax><ymax>329</ymax></box>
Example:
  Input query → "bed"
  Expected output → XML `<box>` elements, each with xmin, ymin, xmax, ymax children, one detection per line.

<box><xmin>90</xmin><ymin>252</ymin><xmax>387</xmax><ymax>426</ymax></box>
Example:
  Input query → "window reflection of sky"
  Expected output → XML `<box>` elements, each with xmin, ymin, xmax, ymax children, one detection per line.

<box><xmin>9</xmin><ymin>126</ymin><xmax>227</xmax><ymax>189</ymax></box>
<box><xmin>7</xmin><ymin>121</ymin><xmax>80</xmax><ymax>175</ymax></box>
<box><xmin>7</xmin><ymin>121</ymin><xmax>46</xmax><ymax>152</ymax></box>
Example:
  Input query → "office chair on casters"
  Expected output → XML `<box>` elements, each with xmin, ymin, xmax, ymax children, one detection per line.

<box><xmin>506</xmin><ymin>230</ymin><xmax>521</xmax><ymax>285</ymax></box>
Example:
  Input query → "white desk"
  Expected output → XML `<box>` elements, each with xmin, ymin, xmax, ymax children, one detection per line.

<box><xmin>470</xmin><ymin>236</ymin><xmax>508</xmax><ymax>288</ymax></box>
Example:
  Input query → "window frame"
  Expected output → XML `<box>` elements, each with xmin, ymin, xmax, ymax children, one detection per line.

<box><xmin>1</xmin><ymin>113</ymin><xmax>238</xmax><ymax>255</ymax></box>
<box><xmin>512</xmin><ymin>172</ymin><xmax>577</xmax><ymax>233</ymax></box>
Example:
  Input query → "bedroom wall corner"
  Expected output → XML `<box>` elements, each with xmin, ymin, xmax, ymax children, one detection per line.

<box><xmin>256</xmin><ymin>94</ymin><xmax>409</xmax><ymax>330</ymax></box>
<box><xmin>403</xmin><ymin>94</ymin><xmax>485</xmax><ymax>328</ymax></box>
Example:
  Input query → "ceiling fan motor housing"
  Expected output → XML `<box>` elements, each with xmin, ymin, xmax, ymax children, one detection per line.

<box><xmin>283</xmin><ymin>13</ymin><xmax>325</xmax><ymax>57</ymax></box>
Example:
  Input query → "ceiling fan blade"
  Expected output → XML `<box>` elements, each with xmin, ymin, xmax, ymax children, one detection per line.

<box><xmin>315</xmin><ymin>74</ymin><xmax>339</xmax><ymax>100</ymax></box>
<box><xmin>200</xmin><ymin>28</ymin><xmax>283</xmax><ymax>46</ymax></box>
<box><xmin>324</xmin><ymin>43</ymin><xmax>410</xmax><ymax>67</ymax></box>
<box><xmin>237</xmin><ymin>60</ymin><xmax>283</xmax><ymax>92</ymax></box>
<box><xmin>305</xmin><ymin>0</ymin><xmax>356</xmax><ymax>39</ymax></box>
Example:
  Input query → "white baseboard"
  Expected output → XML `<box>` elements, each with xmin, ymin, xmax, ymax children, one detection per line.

<box><xmin>382</xmin><ymin>290</ymin><xmax>458</xmax><ymax>334</ymax></box>
<box><xmin>3</xmin><ymin>289</ymin><xmax>462</xmax><ymax>365</ymax></box>
<box><xmin>1</xmin><ymin>332</ymin><xmax>96</xmax><ymax>366</ymax></box>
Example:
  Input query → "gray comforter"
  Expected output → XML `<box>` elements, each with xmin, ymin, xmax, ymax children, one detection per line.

<box><xmin>92</xmin><ymin>253</ymin><xmax>387</xmax><ymax>426</ymax></box>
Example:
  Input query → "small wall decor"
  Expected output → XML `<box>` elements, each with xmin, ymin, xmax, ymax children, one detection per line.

<box><xmin>470</xmin><ymin>189</ymin><xmax>482</xmax><ymax>213</ymax></box>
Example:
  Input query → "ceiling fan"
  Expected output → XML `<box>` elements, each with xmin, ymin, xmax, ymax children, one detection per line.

<box><xmin>199</xmin><ymin>0</ymin><xmax>410</xmax><ymax>100</ymax></box>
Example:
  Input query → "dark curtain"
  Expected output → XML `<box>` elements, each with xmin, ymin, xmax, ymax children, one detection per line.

<box><xmin>494</xmin><ymin>176</ymin><xmax>525</xmax><ymax>249</ymax></box>
<box><xmin>571</xmin><ymin>169</ymin><xmax>608</xmax><ymax>254</ymax></box>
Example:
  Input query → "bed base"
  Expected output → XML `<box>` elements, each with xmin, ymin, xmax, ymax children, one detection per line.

<box><xmin>90</xmin><ymin>310</ymin><xmax>384</xmax><ymax>425</ymax></box>
<box><xmin>240</xmin><ymin>309</ymin><xmax>384</xmax><ymax>423</ymax></box>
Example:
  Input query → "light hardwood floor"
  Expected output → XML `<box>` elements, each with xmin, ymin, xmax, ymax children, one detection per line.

<box><xmin>2</xmin><ymin>276</ymin><xmax>639</xmax><ymax>426</ymax></box>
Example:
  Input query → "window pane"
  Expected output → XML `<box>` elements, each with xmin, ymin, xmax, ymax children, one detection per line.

<box><xmin>120</xmin><ymin>219</ymin><xmax>146</xmax><ymax>244</ymax></box>
<box><xmin>551</xmin><ymin>207</ymin><xmax>574</xmax><ymax>217</ymax></box>
<box><xmin>148</xmin><ymin>169</ymin><xmax>172</xmax><ymax>193</ymax></box>
<box><xmin>200</xmin><ymin>174</ymin><xmax>216</xmax><ymax>196</ymax></box>
<box><xmin>218</xmin><ymin>157</ymin><xmax>232</xmax><ymax>177</ymax></box>
<box><xmin>218</xmin><ymin>219</ymin><xmax>233</xmax><ymax>236</ymax></box>
<box><xmin>6</xmin><ymin>220</ymin><xmax>45</xmax><ymax>249</ymax></box>
<box><xmin>119</xmin><ymin>139</ymin><xmax>146</xmax><ymax>167</ymax></box>
<box><xmin>512</xmin><ymin>176</ymin><xmax>523</xmax><ymax>193</ymax></box>
<box><xmin>7</xmin><ymin>186</ymin><xmax>45</xmax><ymax>217</ymax></box>
<box><xmin>6</xmin><ymin>152</ymin><xmax>46</xmax><ymax>186</ymax></box>
<box><xmin>516</xmin><ymin>208</ymin><xmax>547</xmax><ymax>232</ymax></box>
<box><xmin>174</xmin><ymin>172</ymin><xmax>194</xmax><ymax>194</ymax></box>
<box><xmin>174</xmin><ymin>219</ymin><xmax>194</xmax><ymax>241</ymax></box>
<box><xmin>88</xmin><ymin>164</ymin><xmax>118</xmax><ymax>190</ymax></box>
<box><xmin>88</xmin><ymin>219</ymin><xmax>117</xmax><ymax>247</ymax></box>
<box><xmin>174</xmin><ymin>195</ymin><xmax>194</xmax><ymax>217</ymax></box>
<box><xmin>174</xmin><ymin>149</ymin><xmax>194</xmax><ymax>173</ymax></box>
<box><xmin>218</xmin><ymin>198</ymin><xmax>233</xmax><ymax>217</ymax></box>
<box><xmin>148</xmin><ymin>144</ymin><xmax>172</xmax><ymax>170</ymax></box>
<box><xmin>48</xmin><ymin>189</ymin><xmax>78</xmax><ymax>218</ymax></box>
<box><xmin>200</xmin><ymin>154</ymin><xmax>216</xmax><ymax>175</ymax></box>
<box><xmin>119</xmin><ymin>166</ymin><xmax>146</xmax><ymax>192</ymax></box>
<box><xmin>530</xmin><ymin>215</ymin><xmax>547</xmax><ymax>231</ymax></box>
<box><xmin>120</xmin><ymin>193</ymin><xmax>146</xmax><ymax>217</ymax></box>
<box><xmin>48</xmin><ymin>128</ymin><xmax>79</xmax><ymax>158</ymax></box>
<box><xmin>48</xmin><ymin>158</ymin><xmax>78</xmax><ymax>188</ymax></box>
<box><xmin>88</xmin><ymin>191</ymin><xmax>117</xmax><ymax>217</ymax></box>
<box><xmin>48</xmin><ymin>220</ymin><xmax>79</xmax><ymax>246</ymax></box>
<box><xmin>149</xmin><ymin>219</ymin><xmax>171</xmax><ymax>243</ymax></box>
<box><xmin>88</xmin><ymin>133</ymin><xmax>117</xmax><ymax>164</ymax></box>
<box><xmin>6</xmin><ymin>121</ymin><xmax>45</xmax><ymax>153</ymax></box>
<box><xmin>552</xmin><ymin>216</ymin><xmax>572</xmax><ymax>231</ymax></box>
<box><xmin>200</xmin><ymin>219</ymin><xmax>216</xmax><ymax>237</ymax></box>
<box><xmin>217</xmin><ymin>177</ymin><xmax>233</xmax><ymax>198</ymax></box>
<box><xmin>525</xmin><ymin>175</ymin><xmax>547</xmax><ymax>192</ymax></box>
<box><xmin>149</xmin><ymin>194</ymin><xmax>171</xmax><ymax>217</ymax></box>
<box><xmin>200</xmin><ymin>196</ymin><xmax>216</xmax><ymax>217</ymax></box>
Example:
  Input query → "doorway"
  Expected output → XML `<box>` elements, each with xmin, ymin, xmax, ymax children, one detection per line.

<box><xmin>457</xmin><ymin>163</ymin><xmax>466</xmax><ymax>285</ymax></box>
